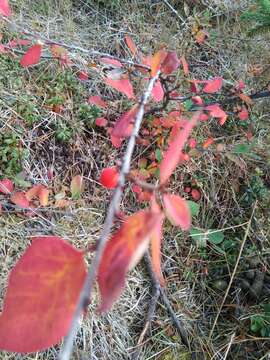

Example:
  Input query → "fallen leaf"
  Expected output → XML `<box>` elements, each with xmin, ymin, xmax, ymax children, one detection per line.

<box><xmin>88</xmin><ymin>95</ymin><xmax>107</xmax><ymax>109</ymax></box>
<box><xmin>95</xmin><ymin>117</ymin><xmax>108</xmax><ymax>127</ymax></box>
<box><xmin>203</xmin><ymin>77</ymin><xmax>223</xmax><ymax>94</ymax></box>
<box><xmin>0</xmin><ymin>178</ymin><xmax>14</xmax><ymax>194</ymax></box>
<box><xmin>10</xmin><ymin>192</ymin><xmax>30</xmax><ymax>208</ymax></box>
<box><xmin>0</xmin><ymin>236</ymin><xmax>86</xmax><ymax>352</ymax></box>
<box><xmin>20</xmin><ymin>44</ymin><xmax>42</xmax><ymax>68</ymax></box>
<box><xmin>78</xmin><ymin>71</ymin><xmax>88</xmax><ymax>81</ymax></box>
<box><xmin>70</xmin><ymin>175</ymin><xmax>84</xmax><ymax>199</ymax></box>
<box><xmin>124</xmin><ymin>35</ymin><xmax>137</xmax><ymax>56</ymax></box>
<box><xmin>238</xmin><ymin>107</ymin><xmax>249</xmax><ymax>120</ymax></box>
<box><xmin>202</xmin><ymin>137</ymin><xmax>214</xmax><ymax>149</ymax></box>
<box><xmin>26</xmin><ymin>185</ymin><xmax>49</xmax><ymax>206</ymax></box>
<box><xmin>180</xmin><ymin>56</ymin><xmax>189</xmax><ymax>75</ymax></box>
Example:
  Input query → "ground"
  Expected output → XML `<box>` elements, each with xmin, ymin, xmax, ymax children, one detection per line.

<box><xmin>0</xmin><ymin>0</ymin><xmax>270</xmax><ymax>359</ymax></box>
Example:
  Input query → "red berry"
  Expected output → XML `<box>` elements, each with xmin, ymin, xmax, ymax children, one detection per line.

<box><xmin>191</xmin><ymin>189</ymin><xmax>201</xmax><ymax>201</ymax></box>
<box><xmin>99</xmin><ymin>167</ymin><xmax>119</xmax><ymax>189</ymax></box>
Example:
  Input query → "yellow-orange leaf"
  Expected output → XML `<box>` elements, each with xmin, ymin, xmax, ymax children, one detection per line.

<box><xmin>151</xmin><ymin>49</ymin><xmax>167</xmax><ymax>77</ymax></box>
<box><xmin>124</xmin><ymin>35</ymin><xmax>137</xmax><ymax>56</ymax></box>
<box><xmin>98</xmin><ymin>210</ymin><xmax>163</xmax><ymax>312</ymax></box>
<box><xmin>26</xmin><ymin>185</ymin><xmax>49</xmax><ymax>206</ymax></box>
<box><xmin>70</xmin><ymin>175</ymin><xmax>84</xmax><ymax>199</ymax></box>
<box><xmin>0</xmin><ymin>236</ymin><xmax>87</xmax><ymax>353</ymax></box>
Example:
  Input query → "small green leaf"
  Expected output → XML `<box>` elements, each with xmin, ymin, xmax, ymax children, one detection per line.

<box><xmin>232</xmin><ymin>143</ymin><xmax>252</xmax><ymax>154</ymax></box>
<box><xmin>183</xmin><ymin>99</ymin><xmax>193</xmax><ymax>111</ymax></box>
<box><xmin>155</xmin><ymin>149</ymin><xmax>162</xmax><ymax>163</ymax></box>
<box><xmin>187</xmin><ymin>200</ymin><xmax>200</xmax><ymax>216</ymax></box>
<box><xmin>208</xmin><ymin>230</ymin><xmax>224</xmax><ymax>244</ymax></box>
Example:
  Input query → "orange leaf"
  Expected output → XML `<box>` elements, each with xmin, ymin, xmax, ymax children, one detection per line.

<box><xmin>70</xmin><ymin>175</ymin><xmax>84</xmax><ymax>199</ymax></box>
<box><xmin>203</xmin><ymin>77</ymin><xmax>223</xmax><ymax>94</ymax></box>
<box><xmin>112</xmin><ymin>105</ymin><xmax>138</xmax><ymax>138</ymax></box>
<box><xmin>0</xmin><ymin>178</ymin><xmax>14</xmax><ymax>194</ymax></box>
<box><xmin>238</xmin><ymin>93</ymin><xmax>253</xmax><ymax>105</ymax></box>
<box><xmin>151</xmin><ymin>49</ymin><xmax>167</xmax><ymax>77</ymax></box>
<box><xmin>163</xmin><ymin>194</ymin><xmax>191</xmax><ymax>230</ymax></box>
<box><xmin>88</xmin><ymin>95</ymin><xmax>107</xmax><ymax>109</ymax></box>
<box><xmin>152</xmin><ymin>80</ymin><xmax>164</xmax><ymax>102</ymax></box>
<box><xmin>202</xmin><ymin>137</ymin><xmax>214</xmax><ymax>149</ymax></box>
<box><xmin>150</xmin><ymin>198</ymin><xmax>165</xmax><ymax>286</ymax></box>
<box><xmin>26</xmin><ymin>185</ymin><xmax>49</xmax><ymax>206</ymax></box>
<box><xmin>180</xmin><ymin>56</ymin><xmax>189</xmax><ymax>75</ymax></box>
<box><xmin>10</xmin><ymin>191</ymin><xmax>30</xmax><ymax>208</ymax></box>
<box><xmin>98</xmin><ymin>210</ymin><xmax>162</xmax><ymax>312</ymax></box>
<box><xmin>20</xmin><ymin>44</ymin><xmax>42</xmax><ymax>68</ymax></box>
<box><xmin>159</xmin><ymin>111</ymin><xmax>200</xmax><ymax>185</ymax></box>
<box><xmin>0</xmin><ymin>236</ymin><xmax>86</xmax><ymax>352</ymax></box>
<box><xmin>205</xmin><ymin>104</ymin><xmax>227</xmax><ymax>125</ymax></box>
<box><xmin>0</xmin><ymin>0</ymin><xmax>11</xmax><ymax>16</ymax></box>
<box><xmin>161</xmin><ymin>51</ymin><xmax>180</xmax><ymax>75</ymax></box>
<box><xmin>105</xmin><ymin>78</ymin><xmax>135</xmax><ymax>99</ymax></box>
<box><xmin>124</xmin><ymin>35</ymin><xmax>137</xmax><ymax>56</ymax></box>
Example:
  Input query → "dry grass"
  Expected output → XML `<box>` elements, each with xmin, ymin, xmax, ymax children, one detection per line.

<box><xmin>0</xmin><ymin>0</ymin><xmax>270</xmax><ymax>359</ymax></box>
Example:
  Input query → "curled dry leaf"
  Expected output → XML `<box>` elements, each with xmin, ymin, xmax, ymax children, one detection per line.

<box><xmin>0</xmin><ymin>0</ymin><xmax>11</xmax><ymax>16</ymax></box>
<box><xmin>205</xmin><ymin>104</ymin><xmax>227</xmax><ymax>125</ymax></box>
<box><xmin>159</xmin><ymin>111</ymin><xmax>200</xmax><ymax>185</ymax></box>
<box><xmin>203</xmin><ymin>77</ymin><xmax>223</xmax><ymax>94</ymax></box>
<box><xmin>105</xmin><ymin>78</ymin><xmax>135</xmax><ymax>99</ymax></box>
<box><xmin>0</xmin><ymin>178</ymin><xmax>14</xmax><ymax>194</ymax></box>
<box><xmin>180</xmin><ymin>56</ymin><xmax>189</xmax><ymax>75</ymax></box>
<box><xmin>20</xmin><ymin>44</ymin><xmax>42</xmax><ymax>68</ymax></box>
<box><xmin>88</xmin><ymin>95</ymin><xmax>107</xmax><ymax>109</ymax></box>
<box><xmin>0</xmin><ymin>236</ymin><xmax>87</xmax><ymax>352</ymax></box>
<box><xmin>163</xmin><ymin>194</ymin><xmax>191</xmax><ymax>231</ymax></box>
<box><xmin>98</xmin><ymin>210</ymin><xmax>163</xmax><ymax>312</ymax></box>
<box><xmin>70</xmin><ymin>175</ymin><xmax>84</xmax><ymax>200</ymax></box>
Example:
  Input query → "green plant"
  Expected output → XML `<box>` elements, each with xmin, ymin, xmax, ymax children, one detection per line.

<box><xmin>250</xmin><ymin>304</ymin><xmax>270</xmax><ymax>337</ymax></box>
<box><xmin>241</xmin><ymin>0</ymin><xmax>270</xmax><ymax>36</ymax></box>
<box><xmin>54</xmin><ymin>121</ymin><xmax>72</xmax><ymax>142</ymax></box>
<box><xmin>78</xmin><ymin>104</ymin><xmax>102</xmax><ymax>126</ymax></box>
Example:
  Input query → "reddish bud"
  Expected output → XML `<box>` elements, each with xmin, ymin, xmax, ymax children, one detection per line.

<box><xmin>191</xmin><ymin>189</ymin><xmax>201</xmax><ymax>201</ymax></box>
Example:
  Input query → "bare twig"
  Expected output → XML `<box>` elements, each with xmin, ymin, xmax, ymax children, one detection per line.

<box><xmin>3</xmin><ymin>17</ymin><xmax>150</xmax><ymax>70</ymax></box>
<box><xmin>58</xmin><ymin>73</ymin><xmax>160</xmax><ymax>360</ymax></box>
<box><xmin>162</xmin><ymin>0</ymin><xmax>185</xmax><ymax>24</ymax></box>
<box><xmin>208</xmin><ymin>202</ymin><xmax>257</xmax><ymax>340</ymax></box>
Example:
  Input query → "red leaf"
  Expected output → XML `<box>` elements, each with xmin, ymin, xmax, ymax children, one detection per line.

<box><xmin>191</xmin><ymin>189</ymin><xmax>201</xmax><ymax>201</ymax></box>
<box><xmin>105</xmin><ymin>78</ymin><xmax>135</xmax><ymax>99</ymax></box>
<box><xmin>95</xmin><ymin>117</ymin><xmax>108</xmax><ymax>127</ymax></box>
<box><xmin>0</xmin><ymin>44</ymin><xmax>8</xmax><ymax>53</ymax></box>
<box><xmin>20</xmin><ymin>44</ymin><xmax>42</xmax><ymax>68</ymax></box>
<box><xmin>180</xmin><ymin>56</ymin><xmax>189</xmax><ymax>75</ymax></box>
<box><xmin>100</xmin><ymin>167</ymin><xmax>119</xmax><ymax>189</ymax></box>
<box><xmin>152</xmin><ymin>80</ymin><xmax>164</xmax><ymax>102</ymax></box>
<box><xmin>8</xmin><ymin>39</ymin><xmax>31</xmax><ymax>48</ymax></box>
<box><xmin>88</xmin><ymin>95</ymin><xmax>107</xmax><ymax>109</ymax></box>
<box><xmin>0</xmin><ymin>236</ymin><xmax>86</xmax><ymax>352</ymax></box>
<box><xmin>0</xmin><ymin>0</ymin><xmax>11</xmax><ymax>16</ymax></box>
<box><xmin>159</xmin><ymin>111</ymin><xmax>200</xmax><ymax>185</ymax></box>
<box><xmin>205</xmin><ymin>104</ymin><xmax>227</xmax><ymax>125</ymax></box>
<box><xmin>0</xmin><ymin>178</ymin><xmax>14</xmax><ymax>194</ymax></box>
<box><xmin>238</xmin><ymin>107</ymin><xmax>249</xmax><ymax>120</ymax></box>
<box><xmin>161</xmin><ymin>51</ymin><xmax>180</xmax><ymax>75</ymax></box>
<box><xmin>192</xmin><ymin>96</ymin><xmax>204</xmax><ymax>106</ymax></box>
<box><xmin>110</xmin><ymin>133</ymin><xmax>123</xmax><ymax>148</ymax></box>
<box><xmin>98</xmin><ymin>210</ymin><xmax>163</xmax><ymax>312</ymax></box>
<box><xmin>150</xmin><ymin>198</ymin><xmax>165</xmax><ymax>286</ymax></box>
<box><xmin>188</xmin><ymin>138</ymin><xmax>197</xmax><ymax>149</ymax></box>
<box><xmin>112</xmin><ymin>105</ymin><xmax>138</xmax><ymax>138</ymax></box>
<box><xmin>199</xmin><ymin>113</ymin><xmax>209</xmax><ymax>122</ymax></box>
<box><xmin>100</xmin><ymin>57</ymin><xmax>123</xmax><ymax>68</ymax></box>
<box><xmin>10</xmin><ymin>192</ymin><xmax>30</xmax><ymax>208</ymax></box>
<box><xmin>151</xmin><ymin>49</ymin><xmax>167</xmax><ymax>77</ymax></box>
<box><xmin>78</xmin><ymin>71</ymin><xmax>88</xmax><ymax>81</ymax></box>
<box><xmin>124</xmin><ymin>35</ymin><xmax>137</xmax><ymax>56</ymax></box>
<box><xmin>163</xmin><ymin>194</ymin><xmax>191</xmax><ymax>230</ymax></box>
<box><xmin>203</xmin><ymin>77</ymin><xmax>223</xmax><ymax>94</ymax></box>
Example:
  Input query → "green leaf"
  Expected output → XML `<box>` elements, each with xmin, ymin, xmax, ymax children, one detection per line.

<box><xmin>187</xmin><ymin>200</ymin><xmax>200</xmax><ymax>216</ymax></box>
<box><xmin>155</xmin><ymin>148</ymin><xmax>162</xmax><ymax>163</ymax></box>
<box><xmin>190</xmin><ymin>228</ymin><xmax>207</xmax><ymax>248</ymax></box>
<box><xmin>232</xmin><ymin>143</ymin><xmax>252</xmax><ymax>154</ymax></box>
<box><xmin>208</xmin><ymin>230</ymin><xmax>224</xmax><ymax>245</ymax></box>
<box><xmin>183</xmin><ymin>99</ymin><xmax>193</xmax><ymax>111</ymax></box>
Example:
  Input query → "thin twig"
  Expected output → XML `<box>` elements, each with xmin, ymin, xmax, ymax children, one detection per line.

<box><xmin>162</xmin><ymin>0</ymin><xmax>185</xmax><ymax>24</ymax></box>
<box><xmin>58</xmin><ymin>73</ymin><xmax>160</xmax><ymax>360</ymax></box>
<box><xmin>208</xmin><ymin>201</ymin><xmax>257</xmax><ymax>340</ymax></box>
<box><xmin>3</xmin><ymin>17</ymin><xmax>150</xmax><ymax>70</ymax></box>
